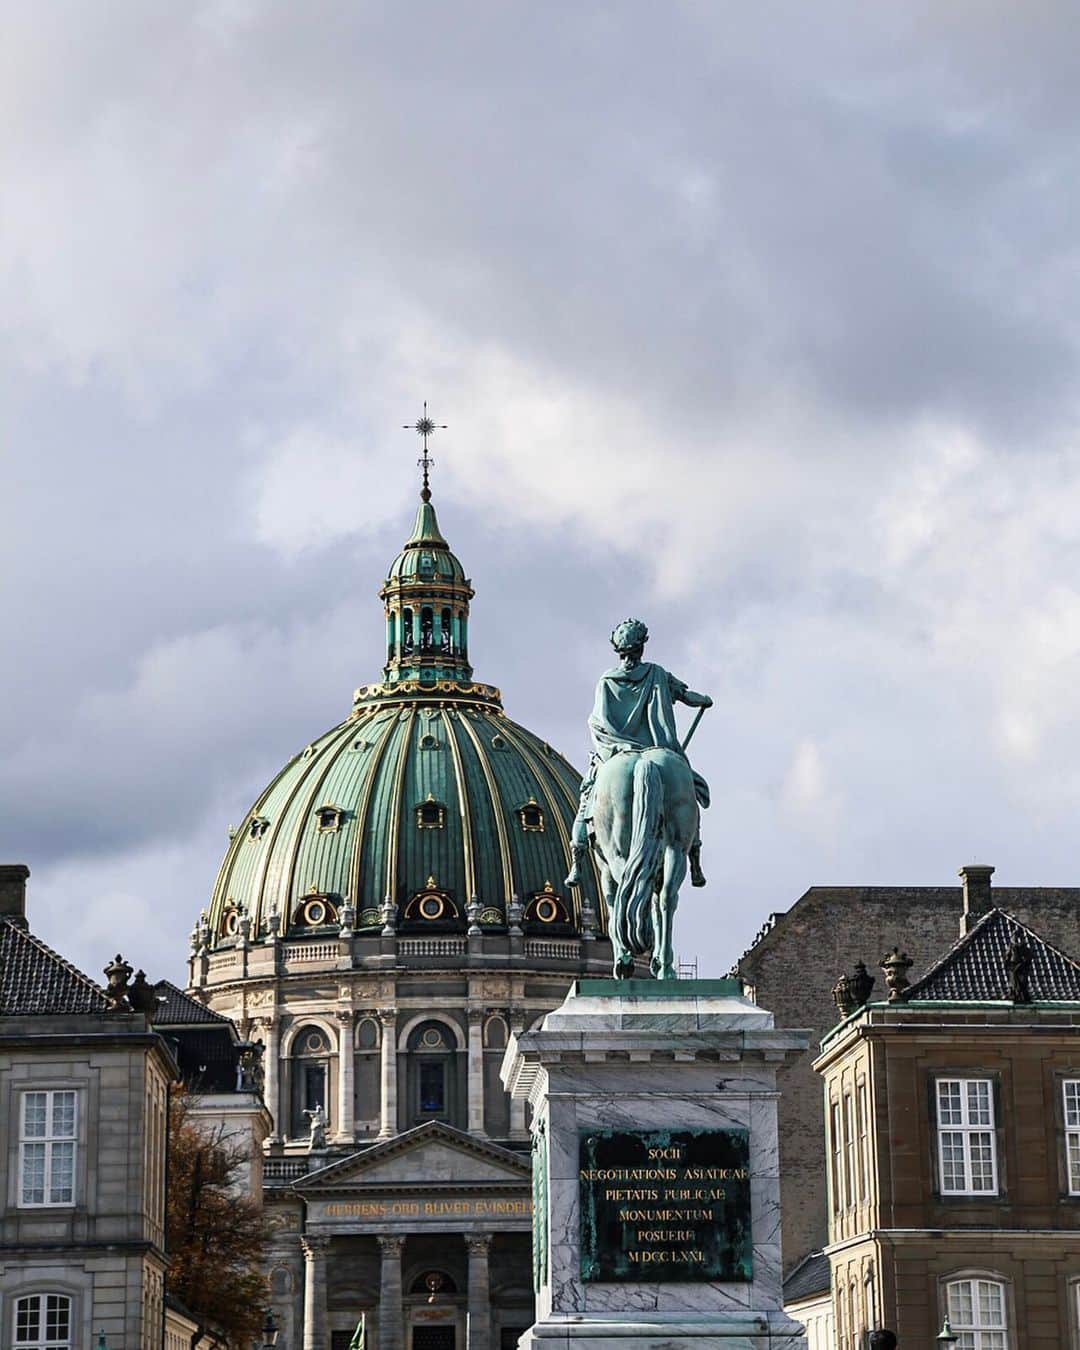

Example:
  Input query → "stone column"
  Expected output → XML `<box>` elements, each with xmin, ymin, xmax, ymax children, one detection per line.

<box><xmin>378</xmin><ymin>1235</ymin><xmax>405</xmax><ymax>1350</ymax></box>
<box><xmin>467</xmin><ymin>1009</ymin><xmax>486</xmax><ymax>1136</ymax></box>
<box><xmin>379</xmin><ymin>1008</ymin><xmax>398</xmax><ymax>1137</ymax></box>
<box><xmin>336</xmin><ymin>1011</ymin><xmax>355</xmax><ymax>1143</ymax></box>
<box><xmin>301</xmin><ymin>1234</ymin><xmax>331</xmax><ymax>1350</ymax></box>
<box><xmin>465</xmin><ymin>1234</ymin><xmax>492</xmax><ymax>1350</ymax></box>
<box><xmin>258</xmin><ymin>1016</ymin><xmax>281</xmax><ymax>1140</ymax></box>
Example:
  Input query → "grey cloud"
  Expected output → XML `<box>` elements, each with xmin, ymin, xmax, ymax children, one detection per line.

<box><xmin>3</xmin><ymin>2</ymin><xmax>1080</xmax><ymax>981</ymax></box>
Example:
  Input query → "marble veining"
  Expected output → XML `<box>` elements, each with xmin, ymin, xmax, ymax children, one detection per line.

<box><xmin>505</xmin><ymin>985</ymin><xmax>811</xmax><ymax>1350</ymax></box>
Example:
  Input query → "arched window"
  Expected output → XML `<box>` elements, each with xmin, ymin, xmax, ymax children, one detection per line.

<box><xmin>290</xmin><ymin>1025</ymin><xmax>333</xmax><ymax>1139</ymax></box>
<box><xmin>14</xmin><ymin>1294</ymin><xmax>72</xmax><ymax>1350</ymax></box>
<box><xmin>945</xmin><ymin>1277</ymin><xmax>1009</xmax><ymax>1349</ymax></box>
<box><xmin>484</xmin><ymin>1015</ymin><xmax>508</xmax><ymax>1049</ymax></box>
<box><xmin>402</xmin><ymin>608</ymin><xmax>414</xmax><ymax>656</ymax></box>
<box><xmin>387</xmin><ymin>611</ymin><xmax>397</xmax><ymax>662</ymax></box>
<box><xmin>441</xmin><ymin>608</ymin><xmax>453</xmax><ymax>654</ymax></box>
<box><xmin>420</xmin><ymin>607</ymin><xmax>434</xmax><ymax>651</ymax></box>
<box><xmin>406</xmin><ymin>1020</ymin><xmax>462</xmax><ymax>1127</ymax></box>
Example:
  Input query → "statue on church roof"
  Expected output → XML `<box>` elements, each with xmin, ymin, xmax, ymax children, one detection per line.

<box><xmin>565</xmin><ymin>619</ymin><xmax>711</xmax><ymax>979</ymax></box>
<box><xmin>304</xmin><ymin>1103</ymin><xmax>327</xmax><ymax>1151</ymax></box>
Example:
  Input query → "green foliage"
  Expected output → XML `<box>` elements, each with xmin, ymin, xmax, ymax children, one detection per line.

<box><xmin>166</xmin><ymin>1086</ymin><xmax>275</xmax><ymax>1348</ymax></box>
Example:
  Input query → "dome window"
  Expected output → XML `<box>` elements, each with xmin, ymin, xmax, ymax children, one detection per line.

<box><xmin>403</xmin><ymin>882</ymin><xmax>459</xmax><ymax>925</ymax></box>
<box><xmin>419</xmin><ymin>894</ymin><xmax>446</xmax><ymax>921</ymax></box>
<box><xmin>491</xmin><ymin>735</ymin><xmax>506</xmax><ymax>750</ymax></box>
<box><xmin>415</xmin><ymin>796</ymin><xmax>446</xmax><ymax>830</ymax></box>
<box><xmin>516</xmin><ymin>798</ymin><xmax>545</xmax><ymax>833</ymax></box>
<box><xmin>315</xmin><ymin>804</ymin><xmax>343</xmax><ymax>834</ymax></box>
<box><xmin>524</xmin><ymin>883</ymin><xmax>571</xmax><ymax>928</ymax></box>
<box><xmin>419</xmin><ymin>733</ymin><xmax>438</xmax><ymax>750</ymax></box>
<box><xmin>248</xmin><ymin>816</ymin><xmax>270</xmax><ymax>841</ymax></box>
<box><xmin>220</xmin><ymin>905</ymin><xmax>240</xmax><ymax>938</ymax></box>
<box><xmin>293</xmin><ymin>890</ymin><xmax>339</xmax><ymax>929</ymax></box>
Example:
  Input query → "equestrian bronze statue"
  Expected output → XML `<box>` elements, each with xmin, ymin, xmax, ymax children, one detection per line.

<box><xmin>565</xmin><ymin>619</ymin><xmax>711</xmax><ymax>979</ymax></box>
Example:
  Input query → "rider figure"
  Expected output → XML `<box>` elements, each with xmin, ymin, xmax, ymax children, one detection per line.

<box><xmin>564</xmin><ymin>618</ymin><xmax>712</xmax><ymax>889</ymax></box>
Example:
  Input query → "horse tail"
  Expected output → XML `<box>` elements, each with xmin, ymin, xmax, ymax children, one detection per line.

<box><xmin>614</xmin><ymin>755</ymin><xmax>664</xmax><ymax>957</ymax></box>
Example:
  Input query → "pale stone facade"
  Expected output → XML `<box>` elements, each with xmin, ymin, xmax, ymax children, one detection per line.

<box><xmin>0</xmin><ymin>865</ymin><xmax>175</xmax><ymax>1350</ymax></box>
<box><xmin>190</xmin><ymin>946</ymin><xmax>612</xmax><ymax>1350</ymax></box>
<box><xmin>813</xmin><ymin>906</ymin><xmax>1080</xmax><ymax>1348</ymax></box>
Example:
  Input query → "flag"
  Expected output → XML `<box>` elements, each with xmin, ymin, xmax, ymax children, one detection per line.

<box><xmin>348</xmin><ymin>1312</ymin><xmax>366</xmax><ymax>1350</ymax></box>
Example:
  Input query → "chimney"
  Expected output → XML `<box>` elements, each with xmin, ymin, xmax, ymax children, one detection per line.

<box><xmin>959</xmin><ymin>863</ymin><xmax>995</xmax><ymax>935</ymax></box>
<box><xmin>0</xmin><ymin>864</ymin><xmax>30</xmax><ymax>927</ymax></box>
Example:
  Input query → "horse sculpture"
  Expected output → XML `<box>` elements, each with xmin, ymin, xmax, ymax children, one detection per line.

<box><xmin>589</xmin><ymin>746</ymin><xmax>700</xmax><ymax>980</ymax></box>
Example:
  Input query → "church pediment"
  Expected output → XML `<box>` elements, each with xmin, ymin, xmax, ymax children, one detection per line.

<box><xmin>295</xmin><ymin>1121</ymin><xmax>531</xmax><ymax>1193</ymax></box>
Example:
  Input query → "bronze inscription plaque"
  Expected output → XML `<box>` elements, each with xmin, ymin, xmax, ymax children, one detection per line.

<box><xmin>579</xmin><ymin>1128</ymin><xmax>752</xmax><ymax>1283</ymax></box>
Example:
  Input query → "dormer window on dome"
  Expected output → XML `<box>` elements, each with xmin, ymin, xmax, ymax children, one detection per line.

<box><xmin>524</xmin><ymin>882</ymin><xmax>572</xmax><ymax>930</ymax></box>
<box><xmin>415</xmin><ymin>796</ymin><xmax>446</xmax><ymax>830</ymax></box>
<box><xmin>402</xmin><ymin>880</ymin><xmax>460</xmax><ymax>927</ymax></box>
<box><xmin>315</xmin><ymin>805</ymin><xmax>343</xmax><ymax>834</ymax></box>
<box><xmin>248</xmin><ymin>816</ymin><xmax>270</xmax><ymax>841</ymax></box>
<box><xmin>517</xmin><ymin>798</ymin><xmax>545</xmax><ymax>833</ymax></box>
<box><xmin>293</xmin><ymin>890</ymin><xmax>339</xmax><ymax>929</ymax></box>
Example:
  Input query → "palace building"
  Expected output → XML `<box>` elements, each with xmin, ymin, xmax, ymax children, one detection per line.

<box><xmin>814</xmin><ymin>906</ymin><xmax>1080</xmax><ymax>1348</ymax></box>
<box><xmin>185</xmin><ymin>472</ymin><xmax>615</xmax><ymax>1350</ymax></box>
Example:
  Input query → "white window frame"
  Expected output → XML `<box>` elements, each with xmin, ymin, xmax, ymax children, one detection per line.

<box><xmin>856</xmin><ymin>1082</ymin><xmax>869</xmax><ymax>1201</ymax></box>
<box><xmin>936</xmin><ymin>1078</ymin><xmax>998</xmax><ymax>1196</ymax></box>
<box><xmin>1064</xmin><ymin>1079</ymin><xmax>1080</xmax><ymax>1196</ymax></box>
<box><xmin>843</xmin><ymin>1094</ymin><xmax>856</xmax><ymax>1208</ymax></box>
<box><xmin>829</xmin><ymin>1100</ymin><xmax>843</xmax><ymax>1213</ymax></box>
<box><xmin>13</xmin><ymin>1292</ymin><xmax>73</xmax><ymax>1350</ymax></box>
<box><xmin>945</xmin><ymin>1276</ymin><xmax>1009</xmax><ymax>1349</ymax></box>
<box><xmin>19</xmin><ymin>1090</ymin><xmax>78</xmax><ymax>1208</ymax></box>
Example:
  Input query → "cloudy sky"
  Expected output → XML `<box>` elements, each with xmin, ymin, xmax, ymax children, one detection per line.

<box><xmin>3</xmin><ymin>1</ymin><xmax>1079</xmax><ymax>985</ymax></box>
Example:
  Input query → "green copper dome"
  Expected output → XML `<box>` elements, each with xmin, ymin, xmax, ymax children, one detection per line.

<box><xmin>205</xmin><ymin>494</ymin><xmax>603</xmax><ymax>946</ymax></box>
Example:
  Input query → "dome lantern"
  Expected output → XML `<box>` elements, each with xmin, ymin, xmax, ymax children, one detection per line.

<box><xmin>379</xmin><ymin>492</ymin><xmax>475</xmax><ymax>687</ymax></box>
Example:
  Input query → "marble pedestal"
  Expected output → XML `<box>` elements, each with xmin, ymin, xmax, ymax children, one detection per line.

<box><xmin>501</xmin><ymin>979</ymin><xmax>810</xmax><ymax>1350</ymax></box>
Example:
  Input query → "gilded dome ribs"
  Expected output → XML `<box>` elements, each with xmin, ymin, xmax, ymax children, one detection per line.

<box><xmin>209</xmin><ymin>749</ymin><xmax>298</xmax><ymax>930</ymax></box>
<box><xmin>455</xmin><ymin>710</ymin><xmax>515</xmax><ymax>907</ymax></box>
<box><xmin>346</xmin><ymin>711</ymin><xmax>399</xmax><ymax>915</ymax></box>
<box><xmin>440</xmin><ymin>709</ymin><xmax>477</xmax><ymax>904</ymax></box>
<box><xmin>252</xmin><ymin>721</ymin><xmax>357</xmax><ymax>934</ymax></box>
<box><xmin>384</xmin><ymin>706</ymin><xmax>418</xmax><ymax>905</ymax></box>
<box><xmin>499</xmin><ymin>719</ymin><xmax>604</xmax><ymax>929</ymax></box>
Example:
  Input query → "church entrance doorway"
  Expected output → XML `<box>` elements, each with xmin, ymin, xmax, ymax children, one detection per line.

<box><xmin>411</xmin><ymin>1326</ymin><xmax>456</xmax><ymax>1350</ymax></box>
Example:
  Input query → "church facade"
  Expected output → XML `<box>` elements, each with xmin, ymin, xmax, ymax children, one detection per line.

<box><xmin>185</xmin><ymin>480</ymin><xmax>615</xmax><ymax>1350</ymax></box>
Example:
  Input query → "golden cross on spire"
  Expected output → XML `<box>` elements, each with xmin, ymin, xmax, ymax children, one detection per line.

<box><xmin>403</xmin><ymin>401</ymin><xmax>447</xmax><ymax>502</ymax></box>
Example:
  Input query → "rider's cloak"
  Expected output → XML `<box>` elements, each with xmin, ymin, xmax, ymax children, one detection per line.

<box><xmin>587</xmin><ymin>661</ymin><xmax>710</xmax><ymax>808</ymax></box>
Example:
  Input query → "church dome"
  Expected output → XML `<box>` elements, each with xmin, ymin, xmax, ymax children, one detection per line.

<box><xmin>202</xmin><ymin>492</ymin><xmax>604</xmax><ymax>949</ymax></box>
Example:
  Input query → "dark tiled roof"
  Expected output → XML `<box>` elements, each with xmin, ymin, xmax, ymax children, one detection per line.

<box><xmin>153</xmin><ymin>979</ymin><xmax>232</xmax><ymax>1026</ymax></box>
<box><xmin>784</xmin><ymin>1249</ymin><xmax>830</xmax><ymax>1303</ymax></box>
<box><xmin>907</xmin><ymin>908</ymin><xmax>1080</xmax><ymax>1002</ymax></box>
<box><xmin>0</xmin><ymin>918</ymin><xmax>110</xmax><ymax>1016</ymax></box>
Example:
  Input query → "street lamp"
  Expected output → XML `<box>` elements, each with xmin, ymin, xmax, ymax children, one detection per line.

<box><xmin>261</xmin><ymin>1308</ymin><xmax>280</xmax><ymax>1349</ymax></box>
<box><xmin>936</xmin><ymin>1315</ymin><xmax>959</xmax><ymax>1346</ymax></box>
